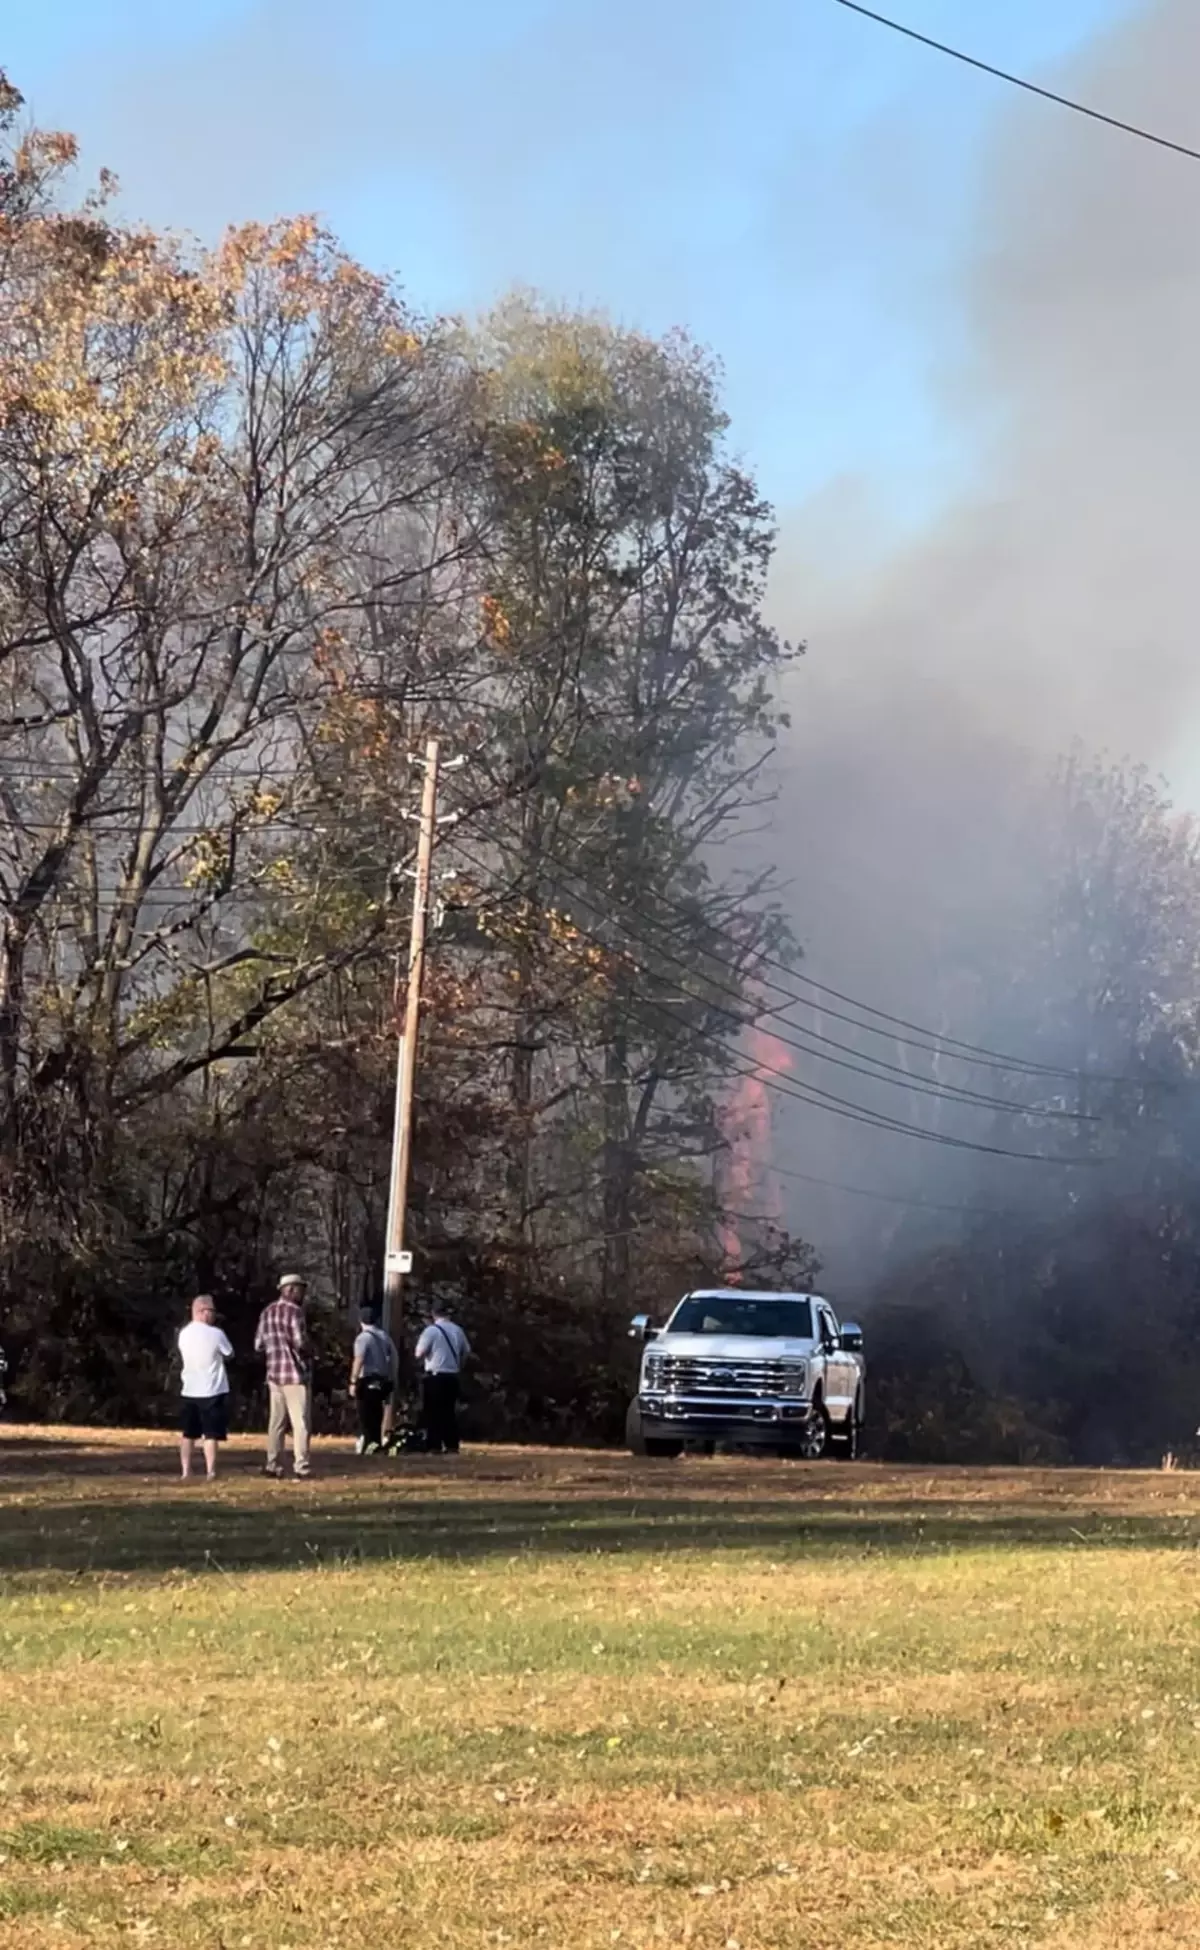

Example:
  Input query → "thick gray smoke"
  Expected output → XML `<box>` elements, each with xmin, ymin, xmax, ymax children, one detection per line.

<box><xmin>764</xmin><ymin>0</ymin><xmax>1200</xmax><ymax>1293</ymax></box>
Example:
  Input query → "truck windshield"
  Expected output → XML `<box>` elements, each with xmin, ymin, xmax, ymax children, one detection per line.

<box><xmin>668</xmin><ymin>1295</ymin><xmax>815</xmax><ymax>1339</ymax></box>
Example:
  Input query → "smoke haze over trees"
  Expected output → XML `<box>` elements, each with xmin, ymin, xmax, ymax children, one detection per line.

<box><xmin>758</xmin><ymin>0</ymin><xmax>1200</xmax><ymax>1457</ymax></box>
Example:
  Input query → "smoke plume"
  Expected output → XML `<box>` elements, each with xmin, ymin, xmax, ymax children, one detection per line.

<box><xmin>764</xmin><ymin>0</ymin><xmax>1200</xmax><ymax>1292</ymax></box>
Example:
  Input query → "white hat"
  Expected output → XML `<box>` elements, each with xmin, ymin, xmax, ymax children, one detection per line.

<box><xmin>279</xmin><ymin>1272</ymin><xmax>306</xmax><ymax>1289</ymax></box>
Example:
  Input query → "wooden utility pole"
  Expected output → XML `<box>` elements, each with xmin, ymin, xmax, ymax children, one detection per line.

<box><xmin>382</xmin><ymin>737</ymin><xmax>440</xmax><ymax>1342</ymax></box>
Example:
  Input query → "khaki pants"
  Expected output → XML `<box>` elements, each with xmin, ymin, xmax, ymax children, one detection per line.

<box><xmin>267</xmin><ymin>1382</ymin><xmax>312</xmax><ymax>1474</ymax></box>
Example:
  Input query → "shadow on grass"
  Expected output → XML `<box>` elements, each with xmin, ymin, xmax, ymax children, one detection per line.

<box><xmin>0</xmin><ymin>1483</ymin><xmax>1196</xmax><ymax>1577</ymax></box>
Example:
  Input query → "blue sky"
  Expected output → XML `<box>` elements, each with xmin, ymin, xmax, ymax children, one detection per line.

<box><xmin>7</xmin><ymin>0</ymin><xmax>1141</xmax><ymax>530</ymax></box>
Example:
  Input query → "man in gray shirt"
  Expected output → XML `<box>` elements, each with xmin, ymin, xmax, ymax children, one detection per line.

<box><xmin>350</xmin><ymin>1306</ymin><xmax>399</xmax><ymax>1455</ymax></box>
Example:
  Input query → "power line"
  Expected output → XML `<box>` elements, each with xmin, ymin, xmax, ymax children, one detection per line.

<box><xmin>460</xmin><ymin>808</ymin><xmax>1048</xmax><ymax>1078</ymax></box>
<box><xmin>627</xmin><ymin>852</ymin><xmax>1168</xmax><ymax>1093</ymax></box>
<box><xmin>466</xmin><ymin>805</ymin><xmax>1154</xmax><ymax>1093</ymax></box>
<box><xmin>529</xmin><ymin>907</ymin><xmax>1107</xmax><ymax>1165</ymax></box>
<box><xmin>750</xmin><ymin>973</ymin><xmax>1073</xmax><ymax>1083</ymax></box>
<box><xmin>769</xmin><ymin>1158</ymin><xmax>1019</xmax><ymax>1220</ymax></box>
<box><xmin>0</xmin><ymin>818</ymin><xmax>346</xmax><ymax>837</ymax></box>
<box><xmin>0</xmin><ymin>803</ymin><xmax>437</xmax><ymax>841</ymax></box>
<box><xmin>835</xmin><ymin>1</ymin><xmax>1200</xmax><ymax>164</ymax></box>
<box><xmin>451</xmin><ymin>829</ymin><xmax>1106</xmax><ymax>1166</ymax></box>
<box><xmin>475</xmin><ymin>821</ymin><xmax>1098</xmax><ymax>1126</ymax></box>
<box><xmin>623</xmin><ymin>867</ymin><xmax>1152</xmax><ymax>1086</ymax></box>
<box><xmin>777</xmin><ymin>965</ymin><xmax>1112</xmax><ymax>1084</ymax></box>
<box><xmin>0</xmin><ymin>766</ymin><xmax>350</xmax><ymax>787</ymax></box>
<box><xmin>743</xmin><ymin>947</ymin><xmax>1184</xmax><ymax>1094</ymax></box>
<box><xmin>549</xmin><ymin>916</ymin><xmax>1103</xmax><ymax>1162</ymax></box>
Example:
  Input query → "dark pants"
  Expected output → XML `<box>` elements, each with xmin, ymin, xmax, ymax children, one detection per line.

<box><xmin>356</xmin><ymin>1377</ymin><xmax>393</xmax><ymax>1450</ymax></box>
<box><xmin>422</xmin><ymin>1372</ymin><xmax>460</xmax><ymax>1452</ymax></box>
<box><xmin>181</xmin><ymin>1394</ymin><xmax>229</xmax><ymax>1442</ymax></box>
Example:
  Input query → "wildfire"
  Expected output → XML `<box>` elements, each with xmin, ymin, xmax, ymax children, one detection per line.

<box><xmin>717</xmin><ymin>1025</ymin><xmax>791</xmax><ymax>1276</ymax></box>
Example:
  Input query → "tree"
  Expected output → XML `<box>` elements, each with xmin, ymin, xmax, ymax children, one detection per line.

<box><xmin>864</xmin><ymin>756</ymin><xmax>1200</xmax><ymax>1463</ymax></box>
<box><xmin>0</xmin><ymin>128</ymin><xmax>479</xmax><ymax>1398</ymax></box>
<box><xmin>458</xmin><ymin>298</ymin><xmax>802</xmax><ymax>1301</ymax></box>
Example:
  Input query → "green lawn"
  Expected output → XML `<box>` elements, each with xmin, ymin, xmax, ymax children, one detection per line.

<box><xmin>2</xmin><ymin>1428</ymin><xmax>1200</xmax><ymax>1948</ymax></box>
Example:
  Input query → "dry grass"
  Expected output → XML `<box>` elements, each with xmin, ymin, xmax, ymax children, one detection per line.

<box><xmin>2</xmin><ymin>1429</ymin><xmax>1200</xmax><ymax>1947</ymax></box>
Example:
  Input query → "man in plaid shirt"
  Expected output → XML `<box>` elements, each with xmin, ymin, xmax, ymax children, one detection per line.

<box><xmin>255</xmin><ymin>1274</ymin><xmax>312</xmax><ymax>1477</ymax></box>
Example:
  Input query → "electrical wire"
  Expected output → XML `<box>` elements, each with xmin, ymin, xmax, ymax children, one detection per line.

<box><xmin>468</xmin><ymin>806</ymin><xmax>1175</xmax><ymax>1093</ymax></box>
<box><xmin>768</xmin><ymin>962</ymin><xmax>1157</xmax><ymax>1087</ymax></box>
<box><xmin>835</xmin><ymin>1</ymin><xmax>1200</xmax><ymax>164</ymax></box>
<box><xmin>464</xmin><ymin>802</ymin><xmax>1143</xmax><ymax>1097</ymax></box>
<box><xmin>0</xmin><ymin>818</ymin><xmax>350</xmax><ymax>837</ymax></box>
<box><xmin>449</xmin><ymin>828</ymin><xmax>1108</xmax><ymax>1166</ymax></box>
<box><xmin>768</xmin><ymin>1158</ymin><xmax>1021</xmax><ymax>1220</ymax></box>
<box><xmin>472</xmin><ymin>818</ymin><xmax>1098</xmax><ymax>1126</ymax></box>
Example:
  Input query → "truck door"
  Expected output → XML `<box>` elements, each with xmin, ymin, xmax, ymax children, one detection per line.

<box><xmin>833</xmin><ymin>1308</ymin><xmax>859</xmax><ymax>1420</ymax></box>
<box><xmin>817</xmin><ymin>1305</ymin><xmax>850</xmax><ymax>1419</ymax></box>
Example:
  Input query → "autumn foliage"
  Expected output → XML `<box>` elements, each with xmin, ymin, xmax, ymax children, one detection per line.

<box><xmin>0</xmin><ymin>86</ymin><xmax>806</xmax><ymax>1429</ymax></box>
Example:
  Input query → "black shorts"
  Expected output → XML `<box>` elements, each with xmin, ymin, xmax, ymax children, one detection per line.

<box><xmin>181</xmin><ymin>1395</ymin><xmax>229</xmax><ymax>1442</ymax></box>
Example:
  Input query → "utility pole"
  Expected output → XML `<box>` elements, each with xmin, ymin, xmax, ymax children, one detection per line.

<box><xmin>382</xmin><ymin>737</ymin><xmax>440</xmax><ymax>1342</ymax></box>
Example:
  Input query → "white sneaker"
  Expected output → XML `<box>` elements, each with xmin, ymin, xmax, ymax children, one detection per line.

<box><xmin>354</xmin><ymin>1436</ymin><xmax>365</xmax><ymax>1456</ymax></box>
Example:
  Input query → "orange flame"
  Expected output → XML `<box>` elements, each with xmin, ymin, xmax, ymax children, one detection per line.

<box><xmin>717</xmin><ymin>1026</ymin><xmax>792</xmax><ymax>1276</ymax></box>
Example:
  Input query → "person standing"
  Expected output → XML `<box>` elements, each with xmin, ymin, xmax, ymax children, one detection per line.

<box><xmin>415</xmin><ymin>1305</ymin><xmax>470</xmax><ymax>1454</ymax></box>
<box><xmin>177</xmin><ymin>1295</ymin><xmax>234</xmax><ymax>1482</ymax></box>
<box><xmin>255</xmin><ymin>1274</ymin><xmax>312</xmax><ymax>1478</ymax></box>
<box><xmin>350</xmin><ymin>1306</ymin><xmax>398</xmax><ymax>1455</ymax></box>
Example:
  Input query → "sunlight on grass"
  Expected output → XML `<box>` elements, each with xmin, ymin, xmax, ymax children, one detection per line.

<box><xmin>2</xmin><ymin>1430</ymin><xmax>1199</xmax><ymax>1946</ymax></box>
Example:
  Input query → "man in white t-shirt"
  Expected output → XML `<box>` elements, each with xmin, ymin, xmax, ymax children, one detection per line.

<box><xmin>177</xmin><ymin>1295</ymin><xmax>234</xmax><ymax>1481</ymax></box>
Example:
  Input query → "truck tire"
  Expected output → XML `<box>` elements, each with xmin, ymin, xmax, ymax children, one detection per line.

<box><xmin>626</xmin><ymin>1399</ymin><xmax>648</xmax><ymax>1456</ymax></box>
<box><xmin>830</xmin><ymin>1395</ymin><xmax>861</xmax><ymax>1459</ymax></box>
<box><xmin>626</xmin><ymin>1400</ymin><xmax>683</xmax><ymax>1459</ymax></box>
<box><xmin>799</xmin><ymin>1397</ymin><xmax>830</xmax><ymax>1460</ymax></box>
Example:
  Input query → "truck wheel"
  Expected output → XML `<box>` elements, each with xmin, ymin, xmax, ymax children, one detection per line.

<box><xmin>626</xmin><ymin>1399</ymin><xmax>648</xmax><ymax>1456</ymax></box>
<box><xmin>830</xmin><ymin>1396</ymin><xmax>861</xmax><ymax>1459</ymax></box>
<box><xmin>799</xmin><ymin>1399</ymin><xmax>830</xmax><ymax>1460</ymax></box>
<box><xmin>626</xmin><ymin>1402</ymin><xmax>684</xmax><ymax>1459</ymax></box>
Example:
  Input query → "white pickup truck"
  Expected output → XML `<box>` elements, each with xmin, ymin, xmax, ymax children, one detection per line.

<box><xmin>626</xmin><ymin>1288</ymin><xmax>864</xmax><ymax>1459</ymax></box>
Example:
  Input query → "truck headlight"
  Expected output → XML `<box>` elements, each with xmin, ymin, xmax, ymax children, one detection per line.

<box><xmin>643</xmin><ymin>1356</ymin><xmax>663</xmax><ymax>1388</ymax></box>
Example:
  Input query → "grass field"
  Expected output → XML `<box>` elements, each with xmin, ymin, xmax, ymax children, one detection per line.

<box><xmin>2</xmin><ymin>1431</ymin><xmax>1200</xmax><ymax>1948</ymax></box>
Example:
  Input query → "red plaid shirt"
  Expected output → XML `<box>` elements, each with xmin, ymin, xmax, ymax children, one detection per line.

<box><xmin>254</xmin><ymin>1298</ymin><xmax>309</xmax><ymax>1387</ymax></box>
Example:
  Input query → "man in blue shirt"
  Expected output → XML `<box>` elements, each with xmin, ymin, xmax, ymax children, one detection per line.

<box><xmin>414</xmin><ymin>1307</ymin><xmax>470</xmax><ymax>1454</ymax></box>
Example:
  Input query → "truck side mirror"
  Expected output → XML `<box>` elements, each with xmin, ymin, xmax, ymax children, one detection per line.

<box><xmin>628</xmin><ymin>1314</ymin><xmax>658</xmax><ymax>1341</ymax></box>
<box><xmin>841</xmin><ymin>1321</ymin><xmax>864</xmax><ymax>1353</ymax></box>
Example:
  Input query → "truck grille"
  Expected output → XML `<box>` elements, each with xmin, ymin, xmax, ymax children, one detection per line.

<box><xmin>650</xmin><ymin>1358</ymin><xmax>806</xmax><ymax>1399</ymax></box>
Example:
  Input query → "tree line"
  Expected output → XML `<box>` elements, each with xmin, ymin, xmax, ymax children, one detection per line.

<box><xmin>0</xmin><ymin>80</ymin><xmax>809</xmax><ymax>1431</ymax></box>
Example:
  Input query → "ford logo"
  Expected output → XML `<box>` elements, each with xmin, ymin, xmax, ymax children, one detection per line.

<box><xmin>712</xmin><ymin>1369</ymin><xmax>734</xmax><ymax>1384</ymax></box>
